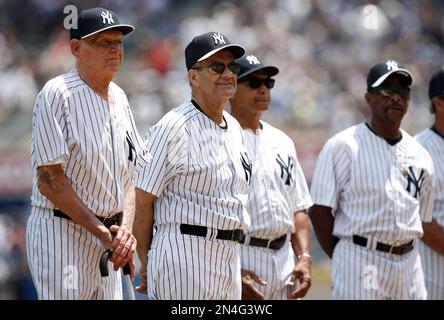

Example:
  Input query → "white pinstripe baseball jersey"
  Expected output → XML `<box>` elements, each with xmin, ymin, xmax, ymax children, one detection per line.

<box><xmin>136</xmin><ymin>101</ymin><xmax>250</xmax><ymax>230</ymax></box>
<box><xmin>311</xmin><ymin>123</ymin><xmax>434</xmax><ymax>243</ymax></box>
<box><xmin>311</xmin><ymin>122</ymin><xmax>434</xmax><ymax>300</ymax></box>
<box><xmin>30</xmin><ymin>69</ymin><xmax>151</xmax><ymax>216</ymax></box>
<box><xmin>27</xmin><ymin>68</ymin><xmax>150</xmax><ymax>299</ymax></box>
<box><xmin>135</xmin><ymin>100</ymin><xmax>251</xmax><ymax>299</ymax></box>
<box><xmin>415</xmin><ymin>127</ymin><xmax>444</xmax><ymax>299</ymax></box>
<box><xmin>239</xmin><ymin>121</ymin><xmax>312</xmax><ymax>299</ymax></box>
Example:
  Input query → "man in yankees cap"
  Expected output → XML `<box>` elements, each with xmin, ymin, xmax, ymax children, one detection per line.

<box><xmin>310</xmin><ymin>59</ymin><xmax>434</xmax><ymax>299</ymax></box>
<box><xmin>229</xmin><ymin>53</ymin><xmax>313</xmax><ymax>299</ymax></box>
<box><xmin>133</xmin><ymin>32</ymin><xmax>252</xmax><ymax>299</ymax></box>
<box><xmin>27</xmin><ymin>7</ymin><xmax>151</xmax><ymax>299</ymax></box>
<box><xmin>415</xmin><ymin>68</ymin><xmax>444</xmax><ymax>299</ymax></box>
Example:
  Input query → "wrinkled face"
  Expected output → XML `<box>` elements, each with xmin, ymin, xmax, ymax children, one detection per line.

<box><xmin>72</xmin><ymin>29</ymin><xmax>124</xmax><ymax>77</ymax></box>
<box><xmin>365</xmin><ymin>74</ymin><xmax>411</xmax><ymax>127</ymax></box>
<box><xmin>189</xmin><ymin>49</ymin><xmax>238</xmax><ymax>100</ymax></box>
<box><xmin>232</xmin><ymin>70</ymin><xmax>273</xmax><ymax>113</ymax></box>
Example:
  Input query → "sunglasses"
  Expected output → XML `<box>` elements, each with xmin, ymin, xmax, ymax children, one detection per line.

<box><xmin>238</xmin><ymin>77</ymin><xmax>275</xmax><ymax>89</ymax></box>
<box><xmin>373</xmin><ymin>87</ymin><xmax>410</xmax><ymax>98</ymax></box>
<box><xmin>191</xmin><ymin>62</ymin><xmax>240</xmax><ymax>75</ymax></box>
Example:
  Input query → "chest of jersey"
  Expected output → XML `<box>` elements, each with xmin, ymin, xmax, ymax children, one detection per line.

<box><xmin>65</xmin><ymin>90</ymin><xmax>137</xmax><ymax>174</ymax></box>
<box><xmin>183</xmin><ymin>121</ymin><xmax>251</xmax><ymax>197</ymax></box>
<box><xmin>347</xmin><ymin>138</ymin><xmax>427</xmax><ymax>207</ymax></box>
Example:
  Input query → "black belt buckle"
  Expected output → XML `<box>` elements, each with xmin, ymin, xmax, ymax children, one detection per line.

<box><xmin>231</xmin><ymin>229</ymin><xmax>244</xmax><ymax>242</ymax></box>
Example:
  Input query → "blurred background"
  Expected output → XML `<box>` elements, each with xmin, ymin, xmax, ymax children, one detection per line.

<box><xmin>0</xmin><ymin>0</ymin><xmax>441</xmax><ymax>299</ymax></box>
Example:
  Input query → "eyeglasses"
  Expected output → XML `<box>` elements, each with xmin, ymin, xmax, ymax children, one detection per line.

<box><xmin>238</xmin><ymin>77</ymin><xmax>275</xmax><ymax>89</ymax></box>
<box><xmin>373</xmin><ymin>87</ymin><xmax>411</xmax><ymax>98</ymax></box>
<box><xmin>191</xmin><ymin>62</ymin><xmax>240</xmax><ymax>75</ymax></box>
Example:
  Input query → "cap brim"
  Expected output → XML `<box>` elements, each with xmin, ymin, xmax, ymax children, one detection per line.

<box><xmin>197</xmin><ymin>44</ymin><xmax>246</xmax><ymax>62</ymax></box>
<box><xmin>81</xmin><ymin>24</ymin><xmax>134</xmax><ymax>39</ymax></box>
<box><xmin>371</xmin><ymin>69</ymin><xmax>412</xmax><ymax>88</ymax></box>
<box><xmin>238</xmin><ymin>66</ymin><xmax>279</xmax><ymax>79</ymax></box>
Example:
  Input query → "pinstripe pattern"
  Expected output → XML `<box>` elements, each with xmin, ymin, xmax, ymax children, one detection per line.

<box><xmin>147</xmin><ymin>225</ymin><xmax>241</xmax><ymax>300</ymax></box>
<box><xmin>27</xmin><ymin>69</ymin><xmax>150</xmax><ymax>300</ymax></box>
<box><xmin>311</xmin><ymin>123</ymin><xmax>434</xmax><ymax>243</ymax></box>
<box><xmin>26</xmin><ymin>207</ymin><xmax>122</xmax><ymax>299</ymax></box>
<box><xmin>332</xmin><ymin>239</ymin><xmax>426</xmax><ymax>299</ymax></box>
<box><xmin>30</xmin><ymin>69</ymin><xmax>150</xmax><ymax>216</ymax></box>
<box><xmin>136</xmin><ymin>101</ymin><xmax>251</xmax><ymax>299</ymax></box>
<box><xmin>310</xmin><ymin>123</ymin><xmax>434</xmax><ymax>300</ymax></box>
<box><xmin>415</xmin><ymin>128</ymin><xmax>444</xmax><ymax>299</ymax></box>
<box><xmin>239</xmin><ymin>121</ymin><xmax>312</xmax><ymax>299</ymax></box>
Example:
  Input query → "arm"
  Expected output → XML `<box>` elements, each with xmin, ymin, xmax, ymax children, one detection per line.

<box><xmin>288</xmin><ymin>210</ymin><xmax>312</xmax><ymax>299</ymax></box>
<box><xmin>38</xmin><ymin>164</ymin><xmax>114</xmax><ymax>249</ymax></box>
<box><xmin>422</xmin><ymin>220</ymin><xmax>444</xmax><ymax>256</ymax></box>
<box><xmin>121</xmin><ymin>183</ymin><xmax>136</xmax><ymax>231</ymax></box>
<box><xmin>110</xmin><ymin>183</ymin><xmax>137</xmax><ymax>278</ymax></box>
<box><xmin>38</xmin><ymin>164</ymin><xmax>136</xmax><ymax>274</ymax></box>
<box><xmin>133</xmin><ymin>187</ymin><xmax>156</xmax><ymax>294</ymax></box>
<box><xmin>309</xmin><ymin>204</ymin><xmax>338</xmax><ymax>258</ymax></box>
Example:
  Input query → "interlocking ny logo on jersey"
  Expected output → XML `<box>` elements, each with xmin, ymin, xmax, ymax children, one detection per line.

<box><xmin>212</xmin><ymin>33</ymin><xmax>225</xmax><ymax>45</ymax></box>
<box><xmin>125</xmin><ymin>131</ymin><xmax>137</xmax><ymax>165</ymax></box>
<box><xmin>276</xmin><ymin>154</ymin><xmax>293</xmax><ymax>186</ymax></box>
<box><xmin>241</xmin><ymin>152</ymin><xmax>252</xmax><ymax>185</ymax></box>
<box><xmin>101</xmin><ymin>10</ymin><xmax>114</xmax><ymax>24</ymax></box>
<box><xmin>403</xmin><ymin>166</ymin><xmax>425</xmax><ymax>199</ymax></box>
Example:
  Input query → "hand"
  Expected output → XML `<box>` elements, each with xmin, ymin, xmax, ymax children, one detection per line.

<box><xmin>241</xmin><ymin>269</ymin><xmax>266</xmax><ymax>300</ymax></box>
<box><xmin>136</xmin><ymin>265</ymin><xmax>147</xmax><ymax>295</ymax></box>
<box><xmin>287</xmin><ymin>257</ymin><xmax>312</xmax><ymax>299</ymax></box>
<box><xmin>108</xmin><ymin>225</ymin><xmax>137</xmax><ymax>277</ymax></box>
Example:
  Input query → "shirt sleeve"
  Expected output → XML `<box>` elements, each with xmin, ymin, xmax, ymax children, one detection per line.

<box><xmin>289</xmin><ymin>143</ymin><xmax>313</xmax><ymax>213</ymax></box>
<box><xmin>310</xmin><ymin>136</ymin><xmax>351</xmax><ymax>214</ymax></box>
<box><xmin>135</xmin><ymin>120</ymin><xmax>187</xmax><ymax>197</ymax></box>
<box><xmin>32</xmin><ymin>82</ymin><xmax>69</xmax><ymax>167</ymax></box>
<box><xmin>419</xmin><ymin>153</ymin><xmax>435</xmax><ymax>223</ymax></box>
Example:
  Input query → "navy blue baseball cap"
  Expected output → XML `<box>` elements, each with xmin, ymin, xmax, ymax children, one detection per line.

<box><xmin>367</xmin><ymin>59</ymin><xmax>412</xmax><ymax>91</ymax></box>
<box><xmin>70</xmin><ymin>7</ymin><xmax>134</xmax><ymax>40</ymax></box>
<box><xmin>185</xmin><ymin>32</ymin><xmax>245</xmax><ymax>70</ymax></box>
<box><xmin>428</xmin><ymin>67</ymin><xmax>444</xmax><ymax>99</ymax></box>
<box><xmin>236</xmin><ymin>53</ymin><xmax>279</xmax><ymax>80</ymax></box>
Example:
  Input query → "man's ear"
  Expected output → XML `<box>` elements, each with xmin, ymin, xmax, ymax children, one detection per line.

<box><xmin>365</xmin><ymin>91</ymin><xmax>371</xmax><ymax>105</ymax></box>
<box><xmin>70</xmin><ymin>39</ymin><xmax>81</xmax><ymax>57</ymax></box>
<box><xmin>433</xmin><ymin>96</ymin><xmax>444</xmax><ymax>113</ymax></box>
<box><xmin>188</xmin><ymin>70</ymin><xmax>199</xmax><ymax>87</ymax></box>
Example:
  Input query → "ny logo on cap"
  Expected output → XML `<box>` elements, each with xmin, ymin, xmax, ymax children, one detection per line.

<box><xmin>246</xmin><ymin>55</ymin><xmax>260</xmax><ymax>65</ymax></box>
<box><xmin>386</xmin><ymin>60</ymin><xmax>399</xmax><ymax>71</ymax></box>
<box><xmin>101</xmin><ymin>10</ymin><xmax>114</xmax><ymax>24</ymax></box>
<box><xmin>212</xmin><ymin>33</ymin><xmax>225</xmax><ymax>45</ymax></box>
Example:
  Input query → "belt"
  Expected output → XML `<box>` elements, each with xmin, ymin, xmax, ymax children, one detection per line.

<box><xmin>53</xmin><ymin>209</ymin><xmax>120</xmax><ymax>229</ymax></box>
<box><xmin>239</xmin><ymin>234</ymin><xmax>287</xmax><ymax>250</ymax></box>
<box><xmin>352</xmin><ymin>235</ymin><xmax>414</xmax><ymax>255</ymax></box>
<box><xmin>179</xmin><ymin>224</ymin><xmax>244</xmax><ymax>242</ymax></box>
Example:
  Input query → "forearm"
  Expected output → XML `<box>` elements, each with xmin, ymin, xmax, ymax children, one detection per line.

<box><xmin>291</xmin><ymin>210</ymin><xmax>311</xmax><ymax>257</ymax></box>
<box><xmin>133</xmin><ymin>188</ymin><xmax>155</xmax><ymax>267</ymax></box>
<box><xmin>121</xmin><ymin>183</ymin><xmax>135</xmax><ymax>231</ymax></box>
<box><xmin>422</xmin><ymin>220</ymin><xmax>444</xmax><ymax>256</ymax></box>
<box><xmin>38</xmin><ymin>165</ymin><xmax>109</xmax><ymax>242</ymax></box>
<box><xmin>309</xmin><ymin>205</ymin><xmax>338</xmax><ymax>258</ymax></box>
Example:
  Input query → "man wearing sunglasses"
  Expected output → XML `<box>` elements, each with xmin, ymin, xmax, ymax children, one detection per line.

<box><xmin>133</xmin><ymin>32</ymin><xmax>252</xmax><ymax>299</ymax></box>
<box><xmin>229</xmin><ymin>54</ymin><xmax>313</xmax><ymax>299</ymax></box>
<box><xmin>310</xmin><ymin>59</ymin><xmax>435</xmax><ymax>299</ymax></box>
<box><xmin>415</xmin><ymin>68</ymin><xmax>444</xmax><ymax>299</ymax></box>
